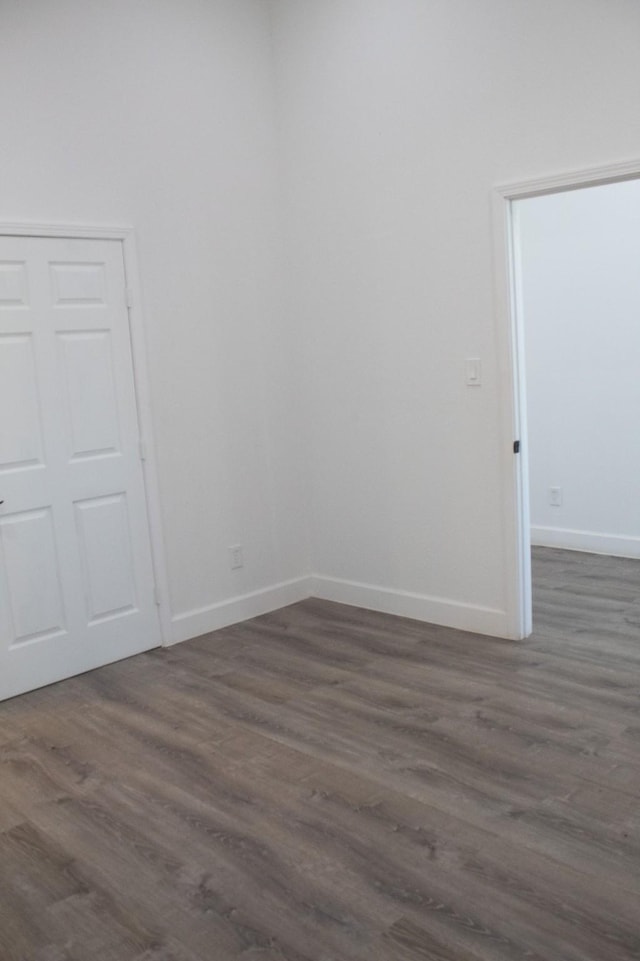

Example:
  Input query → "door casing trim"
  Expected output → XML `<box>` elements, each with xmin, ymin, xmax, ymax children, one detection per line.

<box><xmin>492</xmin><ymin>157</ymin><xmax>640</xmax><ymax>639</ymax></box>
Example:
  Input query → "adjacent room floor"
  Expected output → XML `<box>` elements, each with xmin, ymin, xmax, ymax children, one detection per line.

<box><xmin>0</xmin><ymin>547</ymin><xmax>638</xmax><ymax>960</ymax></box>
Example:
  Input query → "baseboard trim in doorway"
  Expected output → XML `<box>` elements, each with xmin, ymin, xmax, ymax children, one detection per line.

<box><xmin>531</xmin><ymin>526</ymin><xmax>640</xmax><ymax>559</ymax></box>
<box><xmin>310</xmin><ymin>575</ymin><xmax>509</xmax><ymax>638</ymax></box>
<box><xmin>170</xmin><ymin>576</ymin><xmax>314</xmax><ymax>645</ymax></box>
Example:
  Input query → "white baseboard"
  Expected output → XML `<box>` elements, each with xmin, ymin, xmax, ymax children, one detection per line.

<box><xmin>531</xmin><ymin>526</ymin><xmax>640</xmax><ymax>559</ymax></box>
<box><xmin>310</xmin><ymin>575</ymin><xmax>509</xmax><ymax>638</ymax></box>
<box><xmin>170</xmin><ymin>576</ymin><xmax>313</xmax><ymax>645</ymax></box>
<box><xmin>170</xmin><ymin>574</ymin><xmax>512</xmax><ymax>647</ymax></box>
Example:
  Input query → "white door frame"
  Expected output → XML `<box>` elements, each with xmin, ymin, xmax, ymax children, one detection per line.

<box><xmin>492</xmin><ymin>158</ymin><xmax>640</xmax><ymax>639</ymax></box>
<box><xmin>0</xmin><ymin>221</ymin><xmax>172</xmax><ymax>646</ymax></box>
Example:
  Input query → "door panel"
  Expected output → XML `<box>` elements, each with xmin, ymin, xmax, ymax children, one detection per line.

<box><xmin>0</xmin><ymin>236</ymin><xmax>160</xmax><ymax>701</ymax></box>
<box><xmin>58</xmin><ymin>330</ymin><xmax>121</xmax><ymax>459</ymax></box>
<box><xmin>0</xmin><ymin>507</ymin><xmax>66</xmax><ymax>645</ymax></box>
<box><xmin>74</xmin><ymin>493</ymin><xmax>137</xmax><ymax>624</ymax></box>
<box><xmin>0</xmin><ymin>261</ymin><xmax>29</xmax><ymax>305</ymax></box>
<box><xmin>0</xmin><ymin>334</ymin><xmax>45</xmax><ymax>471</ymax></box>
<box><xmin>50</xmin><ymin>261</ymin><xmax>107</xmax><ymax>306</ymax></box>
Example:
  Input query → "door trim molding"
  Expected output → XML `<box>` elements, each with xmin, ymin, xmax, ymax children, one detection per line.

<box><xmin>492</xmin><ymin>157</ymin><xmax>640</xmax><ymax>640</ymax></box>
<box><xmin>0</xmin><ymin>221</ymin><xmax>172</xmax><ymax>645</ymax></box>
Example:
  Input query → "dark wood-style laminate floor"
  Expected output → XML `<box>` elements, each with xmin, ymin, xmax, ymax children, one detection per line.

<box><xmin>0</xmin><ymin>547</ymin><xmax>639</xmax><ymax>961</ymax></box>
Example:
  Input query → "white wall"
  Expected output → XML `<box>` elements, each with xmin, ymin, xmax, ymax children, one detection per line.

<box><xmin>271</xmin><ymin>0</ymin><xmax>640</xmax><ymax>636</ymax></box>
<box><xmin>518</xmin><ymin>181</ymin><xmax>640</xmax><ymax>558</ymax></box>
<box><xmin>0</xmin><ymin>0</ymin><xmax>311</xmax><ymax>642</ymax></box>
<box><xmin>4</xmin><ymin>1</ymin><xmax>640</xmax><ymax>647</ymax></box>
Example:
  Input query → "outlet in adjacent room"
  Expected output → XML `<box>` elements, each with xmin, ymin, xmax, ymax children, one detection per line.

<box><xmin>229</xmin><ymin>545</ymin><xmax>244</xmax><ymax>570</ymax></box>
<box><xmin>549</xmin><ymin>487</ymin><xmax>563</xmax><ymax>507</ymax></box>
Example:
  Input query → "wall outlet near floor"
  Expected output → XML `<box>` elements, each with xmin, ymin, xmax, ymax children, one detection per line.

<box><xmin>229</xmin><ymin>545</ymin><xmax>244</xmax><ymax>570</ymax></box>
<box><xmin>549</xmin><ymin>487</ymin><xmax>563</xmax><ymax>507</ymax></box>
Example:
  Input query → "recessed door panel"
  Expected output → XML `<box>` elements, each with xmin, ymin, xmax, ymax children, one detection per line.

<box><xmin>0</xmin><ymin>334</ymin><xmax>44</xmax><ymax>472</ymax></box>
<box><xmin>50</xmin><ymin>262</ymin><xmax>107</xmax><ymax>306</ymax></box>
<box><xmin>0</xmin><ymin>507</ymin><xmax>66</xmax><ymax>646</ymax></box>
<box><xmin>0</xmin><ymin>262</ymin><xmax>28</xmax><ymax>307</ymax></box>
<box><xmin>75</xmin><ymin>493</ymin><xmax>137</xmax><ymax>623</ymax></box>
<box><xmin>58</xmin><ymin>330</ymin><xmax>121</xmax><ymax>460</ymax></box>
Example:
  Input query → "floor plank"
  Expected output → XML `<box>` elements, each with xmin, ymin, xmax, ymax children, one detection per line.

<box><xmin>0</xmin><ymin>547</ymin><xmax>639</xmax><ymax>960</ymax></box>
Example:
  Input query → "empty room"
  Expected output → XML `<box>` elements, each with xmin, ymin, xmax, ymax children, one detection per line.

<box><xmin>0</xmin><ymin>1</ymin><xmax>638</xmax><ymax>959</ymax></box>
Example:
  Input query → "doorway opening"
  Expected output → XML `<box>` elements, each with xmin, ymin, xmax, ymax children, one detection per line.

<box><xmin>495</xmin><ymin>161</ymin><xmax>640</xmax><ymax>639</ymax></box>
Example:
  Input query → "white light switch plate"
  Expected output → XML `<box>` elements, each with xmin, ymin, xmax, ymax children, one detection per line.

<box><xmin>549</xmin><ymin>487</ymin><xmax>563</xmax><ymax>507</ymax></box>
<box><xmin>465</xmin><ymin>358</ymin><xmax>482</xmax><ymax>386</ymax></box>
<box><xmin>229</xmin><ymin>545</ymin><xmax>244</xmax><ymax>569</ymax></box>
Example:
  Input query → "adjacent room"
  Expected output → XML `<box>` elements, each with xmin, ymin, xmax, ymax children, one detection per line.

<box><xmin>0</xmin><ymin>1</ymin><xmax>638</xmax><ymax>959</ymax></box>
<box><xmin>515</xmin><ymin>179</ymin><xmax>640</xmax><ymax>644</ymax></box>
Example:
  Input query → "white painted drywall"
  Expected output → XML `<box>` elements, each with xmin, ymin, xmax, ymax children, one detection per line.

<box><xmin>0</xmin><ymin>0</ymin><xmax>311</xmax><ymax>639</ymax></box>
<box><xmin>271</xmin><ymin>0</ymin><xmax>640</xmax><ymax>634</ymax></box>
<box><xmin>517</xmin><ymin>181</ymin><xmax>640</xmax><ymax>558</ymax></box>
<box><xmin>4</xmin><ymin>0</ymin><xmax>640</xmax><ymax>645</ymax></box>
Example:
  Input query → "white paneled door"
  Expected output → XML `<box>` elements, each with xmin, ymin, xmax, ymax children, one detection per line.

<box><xmin>0</xmin><ymin>236</ymin><xmax>161</xmax><ymax>701</ymax></box>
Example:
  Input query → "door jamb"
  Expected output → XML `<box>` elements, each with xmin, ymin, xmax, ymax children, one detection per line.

<box><xmin>492</xmin><ymin>158</ymin><xmax>640</xmax><ymax>639</ymax></box>
<box><xmin>0</xmin><ymin>221</ymin><xmax>172</xmax><ymax>646</ymax></box>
